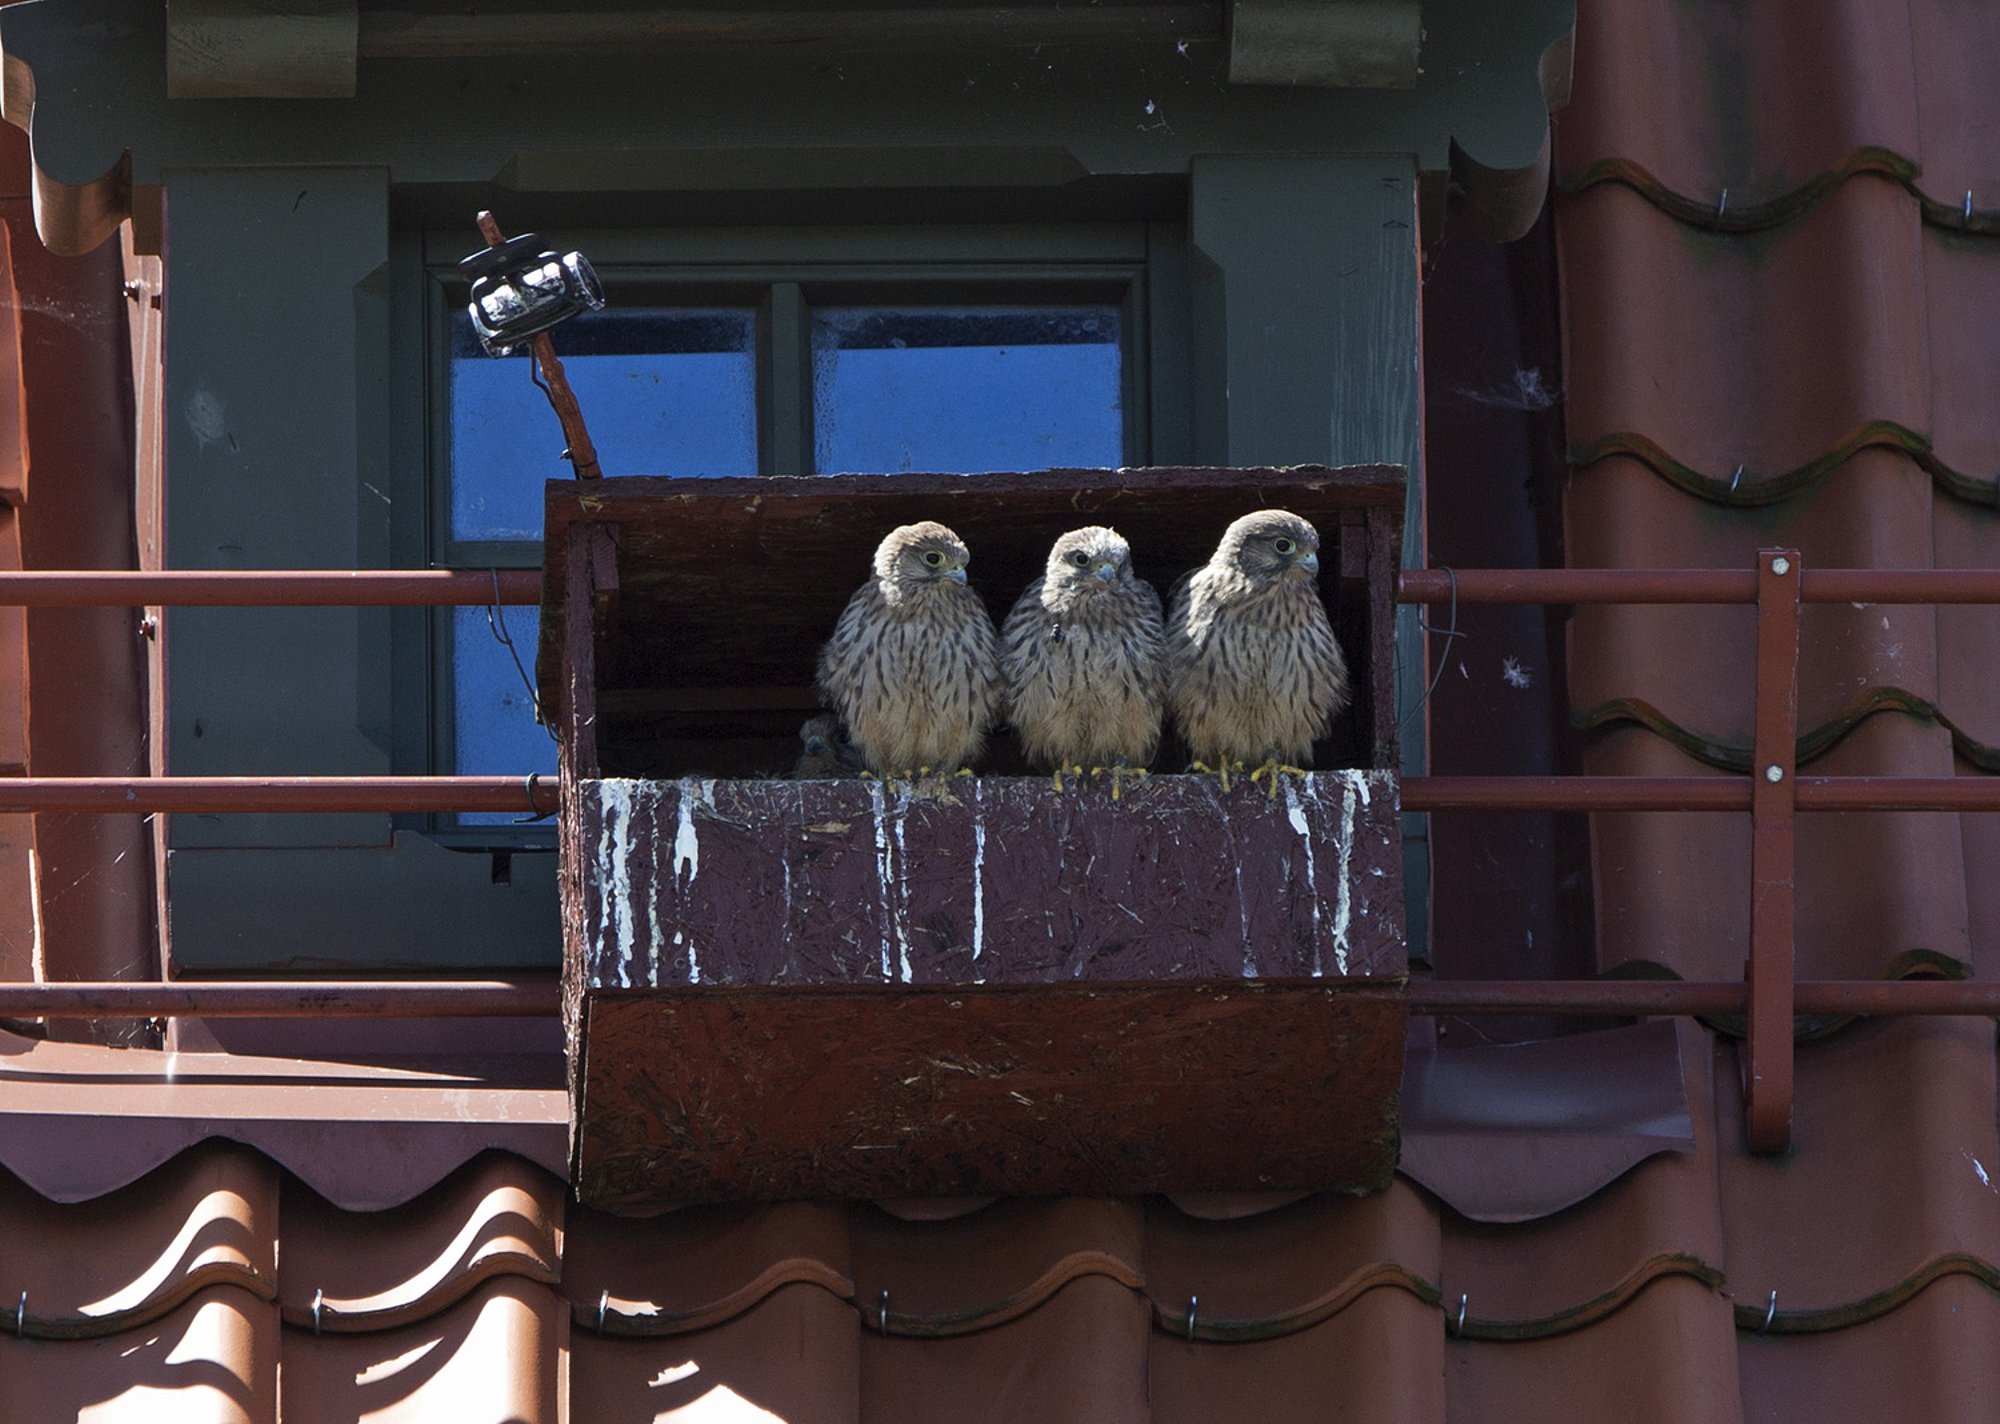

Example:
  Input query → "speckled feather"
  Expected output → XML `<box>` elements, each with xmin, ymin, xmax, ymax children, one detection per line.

<box><xmin>1166</xmin><ymin>510</ymin><xmax>1350</xmax><ymax>766</ymax></box>
<box><xmin>815</xmin><ymin>522</ymin><xmax>1002</xmax><ymax>775</ymax></box>
<box><xmin>1001</xmin><ymin>526</ymin><xmax>1167</xmax><ymax>770</ymax></box>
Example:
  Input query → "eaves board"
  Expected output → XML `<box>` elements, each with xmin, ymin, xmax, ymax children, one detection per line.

<box><xmin>1</xmin><ymin>0</ymin><xmax>1571</xmax><ymax>251</ymax></box>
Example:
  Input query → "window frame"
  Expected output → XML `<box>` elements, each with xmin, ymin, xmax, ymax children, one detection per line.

<box><xmin>404</xmin><ymin>221</ymin><xmax>1189</xmax><ymax>848</ymax></box>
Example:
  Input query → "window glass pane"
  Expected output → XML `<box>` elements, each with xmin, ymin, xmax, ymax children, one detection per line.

<box><xmin>449</xmin><ymin>308</ymin><xmax>758</xmax><ymax>541</ymax></box>
<box><xmin>811</xmin><ymin>306</ymin><xmax>1122</xmax><ymax>474</ymax></box>
<box><xmin>452</xmin><ymin>604</ymin><xmax>558</xmax><ymax>826</ymax></box>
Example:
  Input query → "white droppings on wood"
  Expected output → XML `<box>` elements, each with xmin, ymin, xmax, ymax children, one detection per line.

<box><xmin>892</xmin><ymin>803</ymin><xmax>912</xmax><ymax>983</ymax></box>
<box><xmin>971</xmin><ymin>782</ymin><xmax>987</xmax><ymax>964</ymax></box>
<box><xmin>1283</xmin><ymin>778</ymin><xmax>1323</xmax><ymax>975</ymax></box>
<box><xmin>671</xmin><ymin>779</ymin><xmax>708</xmax><ymax>984</ymax></box>
<box><xmin>868</xmin><ymin>780</ymin><xmax>913</xmax><ymax>981</ymax></box>
<box><xmin>595</xmin><ymin>780</ymin><xmax>642</xmax><ymax>989</ymax></box>
<box><xmin>673</xmin><ymin>781</ymin><xmax>702</xmax><ymax>884</ymax></box>
<box><xmin>1232</xmin><ymin>817</ymin><xmax>1255</xmax><ymax>978</ymax></box>
<box><xmin>1329</xmin><ymin>774</ymin><xmax>1360</xmax><ymax>975</ymax></box>
<box><xmin>869</xmin><ymin>780</ymin><xmax>891</xmax><ymax>977</ymax></box>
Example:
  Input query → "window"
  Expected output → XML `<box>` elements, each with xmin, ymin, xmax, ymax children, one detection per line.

<box><xmin>425</xmin><ymin>227</ymin><xmax>1172</xmax><ymax>838</ymax></box>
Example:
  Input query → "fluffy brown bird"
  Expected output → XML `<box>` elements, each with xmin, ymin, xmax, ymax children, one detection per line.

<box><xmin>815</xmin><ymin>521</ymin><xmax>1002</xmax><ymax>777</ymax></box>
<box><xmin>1001</xmin><ymin>526</ymin><xmax>1166</xmax><ymax>790</ymax></box>
<box><xmin>1167</xmin><ymin>510</ymin><xmax>1349</xmax><ymax>785</ymax></box>
<box><xmin>791</xmin><ymin>713</ymin><xmax>863</xmax><ymax>779</ymax></box>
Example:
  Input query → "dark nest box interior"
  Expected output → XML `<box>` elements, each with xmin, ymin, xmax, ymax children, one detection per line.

<box><xmin>538</xmin><ymin>466</ymin><xmax>1411</xmax><ymax>1212</ymax></box>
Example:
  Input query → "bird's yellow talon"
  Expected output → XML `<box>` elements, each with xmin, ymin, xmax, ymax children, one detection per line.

<box><xmin>1249</xmin><ymin>759</ymin><xmax>1311</xmax><ymax>796</ymax></box>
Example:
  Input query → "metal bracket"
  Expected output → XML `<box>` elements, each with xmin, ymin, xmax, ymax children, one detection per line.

<box><xmin>1746</xmin><ymin>549</ymin><xmax>1801</xmax><ymax>1151</ymax></box>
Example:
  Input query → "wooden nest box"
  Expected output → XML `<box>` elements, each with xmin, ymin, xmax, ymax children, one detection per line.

<box><xmin>539</xmin><ymin>466</ymin><xmax>1410</xmax><ymax>1212</ymax></box>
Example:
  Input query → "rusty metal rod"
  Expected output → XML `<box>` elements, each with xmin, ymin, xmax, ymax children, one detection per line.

<box><xmin>0</xmin><ymin>981</ymin><xmax>561</xmax><ymax>1018</ymax></box>
<box><xmin>1397</xmin><ymin>568</ymin><xmax>2000</xmax><ymax>607</ymax></box>
<box><xmin>0</xmin><ymin>774</ymin><xmax>1991</xmax><ymax>816</ymax></box>
<box><xmin>0</xmin><ymin>777</ymin><xmax>559</xmax><ymax>814</ymax></box>
<box><xmin>1402</xmin><ymin>777</ymin><xmax>2000</xmax><ymax>813</ymax></box>
<box><xmin>1398</xmin><ymin>568</ymin><xmax>1757</xmax><ymax>605</ymax></box>
<box><xmin>1801</xmin><ymin>570</ymin><xmax>2000</xmax><ymax>604</ymax></box>
<box><xmin>1403</xmin><ymin>777</ymin><xmax>1752</xmax><ymax>811</ymax></box>
<box><xmin>1412</xmin><ymin>980</ymin><xmax>2000</xmax><ymax>1017</ymax></box>
<box><xmin>0</xmin><ymin>978</ymin><xmax>1993</xmax><ymax>1020</ymax></box>
<box><xmin>0</xmin><ymin>570</ymin><xmax>541</xmax><ymax>606</ymax></box>
<box><xmin>1794</xmin><ymin>778</ymin><xmax>2000</xmax><ymax>810</ymax></box>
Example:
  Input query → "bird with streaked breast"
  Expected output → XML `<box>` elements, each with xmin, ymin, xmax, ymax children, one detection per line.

<box><xmin>1001</xmin><ymin>525</ymin><xmax>1166</xmax><ymax>792</ymax></box>
<box><xmin>815</xmin><ymin>521</ymin><xmax>1002</xmax><ymax>779</ymax></box>
<box><xmin>1167</xmin><ymin>509</ymin><xmax>1349</xmax><ymax>790</ymax></box>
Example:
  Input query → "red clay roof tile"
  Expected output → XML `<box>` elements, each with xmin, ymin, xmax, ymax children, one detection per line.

<box><xmin>1444</xmin><ymin>1275</ymin><xmax>1746</xmax><ymax>1424</ymax></box>
<box><xmin>275</xmin><ymin>1152</ymin><xmax>563</xmax><ymax>1334</ymax></box>
<box><xmin>4</xmin><ymin>1285</ymin><xmax>276</xmax><ymax>1424</ymax></box>
<box><xmin>279</xmin><ymin>1279</ymin><xmax>562</xmax><ymax>1424</ymax></box>
<box><xmin>569</xmin><ymin>1282</ymin><xmax>859</xmax><ymax>1424</ymax></box>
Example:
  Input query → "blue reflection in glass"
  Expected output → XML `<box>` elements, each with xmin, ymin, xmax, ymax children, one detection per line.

<box><xmin>811</xmin><ymin>306</ymin><xmax>1122</xmax><ymax>474</ymax></box>
<box><xmin>449</xmin><ymin>308</ymin><xmax>758</xmax><ymax>542</ymax></box>
<box><xmin>453</xmin><ymin>603</ymin><xmax>559</xmax><ymax>825</ymax></box>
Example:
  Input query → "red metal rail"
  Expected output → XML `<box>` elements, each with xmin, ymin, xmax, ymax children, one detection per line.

<box><xmin>0</xmin><ymin>773</ymin><xmax>1990</xmax><ymax>816</ymax></box>
<box><xmin>0</xmin><ymin>981</ymin><xmax>560</xmax><ymax>1017</ymax></box>
<box><xmin>0</xmin><ymin>559</ymin><xmax>1992</xmax><ymax>1158</ymax></box>
<box><xmin>0</xmin><ymin>976</ymin><xmax>1991</xmax><ymax>1021</ymax></box>
<box><xmin>0</xmin><ymin>569</ymin><xmax>541</xmax><ymax>605</ymax></box>
<box><xmin>0</xmin><ymin>776</ymin><xmax>557</xmax><ymax>815</ymax></box>
<box><xmin>1409</xmin><ymin>980</ymin><xmax>2000</xmax><ymax>1018</ymax></box>
<box><xmin>1396</xmin><ymin>567</ymin><xmax>2000</xmax><ymax>605</ymax></box>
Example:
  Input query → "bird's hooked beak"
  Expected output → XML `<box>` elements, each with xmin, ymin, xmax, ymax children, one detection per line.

<box><xmin>1299</xmin><ymin>549</ymin><xmax>1321</xmax><ymax>575</ymax></box>
<box><xmin>949</xmin><ymin>565</ymin><xmax>968</xmax><ymax>584</ymax></box>
<box><xmin>1093</xmin><ymin>561</ymin><xmax>1118</xmax><ymax>583</ymax></box>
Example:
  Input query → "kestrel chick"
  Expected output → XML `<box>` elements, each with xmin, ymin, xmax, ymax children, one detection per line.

<box><xmin>815</xmin><ymin>521</ymin><xmax>1002</xmax><ymax>777</ymax></box>
<box><xmin>1167</xmin><ymin>510</ymin><xmax>1349</xmax><ymax>778</ymax></box>
<box><xmin>1002</xmin><ymin>526</ymin><xmax>1166</xmax><ymax>784</ymax></box>
<box><xmin>791</xmin><ymin>713</ymin><xmax>863</xmax><ymax>779</ymax></box>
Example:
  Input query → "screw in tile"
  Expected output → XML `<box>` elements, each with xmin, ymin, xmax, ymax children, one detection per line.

<box><xmin>1764</xmin><ymin>765</ymin><xmax>1784</xmax><ymax>784</ymax></box>
<box><xmin>1769</xmin><ymin>556</ymin><xmax>1791</xmax><ymax>576</ymax></box>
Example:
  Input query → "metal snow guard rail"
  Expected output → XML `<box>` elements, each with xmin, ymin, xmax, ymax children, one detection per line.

<box><xmin>0</xmin><ymin>558</ymin><xmax>1994</xmax><ymax>1152</ymax></box>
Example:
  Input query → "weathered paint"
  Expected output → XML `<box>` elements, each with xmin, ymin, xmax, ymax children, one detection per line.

<box><xmin>970</xmin><ymin>781</ymin><xmax>987</xmax><ymax>967</ymax></box>
<box><xmin>574</xmin><ymin>770</ymin><xmax>1403</xmax><ymax>991</ymax></box>
<box><xmin>1281</xmin><ymin>779</ymin><xmax>1323</xmax><ymax>973</ymax></box>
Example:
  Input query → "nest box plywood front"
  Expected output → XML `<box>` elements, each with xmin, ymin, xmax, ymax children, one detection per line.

<box><xmin>542</xmin><ymin>466</ymin><xmax>1410</xmax><ymax>1212</ymax></box>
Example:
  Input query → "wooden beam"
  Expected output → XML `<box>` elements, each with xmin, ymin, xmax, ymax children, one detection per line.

<box><xmin>167</xmin><ymin>0</ymin><xmax>357</xmax><ymax>99</ymax></box>
<box><xmin>1227</xmin><ymin>0</ymin><xmax>1420</xmax><ymax>88</ymax></box>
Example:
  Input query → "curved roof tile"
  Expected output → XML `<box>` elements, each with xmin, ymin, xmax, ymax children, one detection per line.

<box><xmin>0</xmin><ymin>1140</ymin><xmax>275</xmax><ymax>1341</ymax></box>
<box><xmin>1554</xmin><ymin>0</ymin><xmax>2000</xmax><ymax>230</ymax></box>
<box><xmin>1581</xmin><ymin>720</ymin><xmax>1974</xmax><ymax>984</ymax></box>
<box><xmin>275</xmin><ymin>1153</ymin><xmax>563</xmax><ymax>1334</ymax></box>
<box><xmin>1561</xmin><ymin>178</ymin><xmax>1932</xmax><ymax>488</ymax></box>
<box><xmin>561</xmin><ymin>1198</ymin><xmax>854</xmax><ymax>1336</ymax></box>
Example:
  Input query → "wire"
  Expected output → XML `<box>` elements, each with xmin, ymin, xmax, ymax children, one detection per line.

<box><xmin>1398</xmin><ymin>564</ymin><xmax>1465</xmax><ymax>735</ymax></box>
<box><xmin>484</xmin><ymin>567</ymin><xmax>559</xmax><ymax>748</ymax></box>
<box><xmin>481</xmin><ymin>569</ymin><xmax>557</xmax><ymax>824</ymax></box>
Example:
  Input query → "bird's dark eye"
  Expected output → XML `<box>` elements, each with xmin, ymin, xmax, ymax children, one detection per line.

<box><xmin>1273</xmin><ymin>537</ymin><xmax>1296</xmax><ymax>556</ymax></box>
<box><xmin>922</xmin><ymin>550</ymin><xmax>945</xmax><ymax>568</ymax></box>
<box><xmin>1069</xmin><ymin>550</ymin><xmax>1090</xmax><ymax>567</ymax></box>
